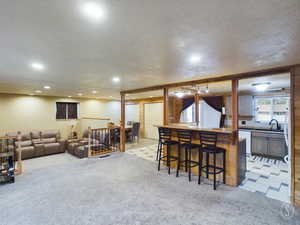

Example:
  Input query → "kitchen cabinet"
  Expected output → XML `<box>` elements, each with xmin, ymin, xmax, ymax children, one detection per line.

<box><xmin>252</xmin><ymin>136</ymin><xmax>268</xmax><ymax>155</ymax></box>
<box><xmin>226</xmin><ymin>96</ymin><xmax>254</xmax><ymax>124</ymax></box>
<box><xmin>251</xmin><ymin>131</ymin><xmax>287</xmax><ymax>159</ymax></box>
<box><xmin>238</xmin><ymin>96</ymin><xmax>253</xmax><ymax>116</ymax></box>
<box><xmin>268</xmin><ymin>138</ymin><xmax>287</xmax><ymax>158</ymax></box>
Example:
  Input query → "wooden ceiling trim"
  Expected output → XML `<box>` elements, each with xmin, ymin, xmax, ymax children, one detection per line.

<box><xmin>120</xmin><ymin>64</ymin><xmax>295</xmax><ymax>94</ymax></box>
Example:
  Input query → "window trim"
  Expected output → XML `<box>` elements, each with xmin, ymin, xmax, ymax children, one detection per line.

<box><xmin>254</xmin><ymin>95</ymin><xmax>288</xmax><ymax>123</ymax></box>
<box><xmin>56</xmin><ymin>102</ymin><xmax>80</xmax><ymax>120</ymax></box>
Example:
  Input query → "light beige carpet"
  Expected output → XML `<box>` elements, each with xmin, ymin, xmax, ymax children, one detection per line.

<box><xmin>1</xmin><ymin>152</ymin><xmax>299</xmax><ymax>225</ymax></box>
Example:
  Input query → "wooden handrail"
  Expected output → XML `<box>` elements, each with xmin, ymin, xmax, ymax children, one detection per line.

<box><xmin>91</xmin><ymin>126</ymin><xmax>120</xmax><ymax>131</ymax></box>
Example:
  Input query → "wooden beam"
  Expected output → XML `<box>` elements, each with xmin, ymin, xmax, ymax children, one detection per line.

<box><xmin>125</xmin><ymin>97</ymin><xmax>163</xmax><ymax>103</ymax></box>
<box><xmin>120</xmin><ymin>93</ymin><xmax>125</xmax><ymax>152</ymax></box>
<box><xmin>195</xmin><ymin>94</ymin><xmax>200</xmax><ymax>125</ymax></box>
<box><xmin>121</xmin><ymin>64</ymin><xmax>294</xmax><ymax>94</ymax></box>
<box><xmin>231</xmin><ymin>80</ymin><xmax>239</xmax><ymax>132</ymax></box>
<box><xmin>163</xmin><ymin>88</ymin><xmax>169</xmax><ymax>125</ymax></box>
<box><xmin>290</xmin><ymin>66</ymin><xmax>296</xmax><ymax>206</ymax></box>
<box><xmin>139</xmin><ymin>102</ymin><xmax>145</xmax><ymax>138</ymax></box>
<box><xmin>291</xmin><ymin>65</ymin><xmax>300</xmax><ymax>207</ymax></box>
<box><xmin>231</xmin><ymin>79</ymin><xmax>239</xmax><ymax>187</ymax></box>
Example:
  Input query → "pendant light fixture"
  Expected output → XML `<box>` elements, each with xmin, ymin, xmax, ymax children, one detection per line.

<box><xmin>205</xmin><ymin>82</ymin><xmax>209</xmax><ymax>93</ymax></box>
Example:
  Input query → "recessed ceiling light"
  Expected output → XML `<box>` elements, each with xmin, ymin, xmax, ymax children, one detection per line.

<box><xmin>189</xmin><ymin>54</ymin><xmax>202</xmax><ymax>64</ymax></box>
<box><xmin>80</xmin><ymin>2</ymin><xmax>106</xmax><ymax>22</ymax></box>
<box><xmin>112</xmin><ymin>77</ymin><xmax>120</xmax><ymax>83</ymax></box>
<box><xmin>252</xmin><ymin>82</ymin><xmax>271</xmax><ymax>91</ymax></box>
<box><xmin>43</xmin><ymin>85</ymin><xmax>51</xmax><ymax>89</ymax></box>
<box><xmin>31</xmin><ymin>62</ymin><xmax>45</xmax><ymax>71</ymax></box>
<box><xmin>78</xmin><ymin>93</ymin><xmax>83</xmax><ymax>96</ymax></box>
<box><xmin>35</xmin><ymin>90</ymin><xmax>42</xmax><ymax>93</ymax></box>
<box><xmin>92</xmin><ymin>90</ymin><xmax>97</xmax><ymax>94</ymax></box>
<box><xmin>68</xmin><ymin>96</ymin><xmax>72</xmax><ymax>98</ymax></box>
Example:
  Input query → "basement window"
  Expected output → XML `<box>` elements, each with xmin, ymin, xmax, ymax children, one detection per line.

<box><xmin>56</xmin><ymin>102</ymin><xmax>79</xmax><ymax>120</ymax></box>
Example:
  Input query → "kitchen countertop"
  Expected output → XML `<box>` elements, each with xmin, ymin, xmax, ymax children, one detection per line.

<box><xmin>239</xmin><ymin>127</ymin><xmax>284</xmax><ymax>134</ymax></box>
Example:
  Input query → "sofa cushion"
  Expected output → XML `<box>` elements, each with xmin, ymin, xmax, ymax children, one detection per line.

<box><xmin>34</xmin><ymin>144</ymin><xmax>45</xmax><ymax>157</ymax></box>
<box><xmin>32</xmin><ymin>139</ymin><xmax>43</xmax><ymax>145</ymax></box>
<box><xmin>41</xmin><ymin>138</ymin><xmax>56</xmax><ymax>144</ymax></box>
<box><xmin>74</xmin><ymin>145</ymin><xmax>88</xmax><ymax>158</ymax></box>
<box><xmin>41</xmin><ymin>130</ymin><xmax>58</xmax><ymax>139</ymax></box>
<box><xmin>17</xmin><ymin>140</ymin><xmax>32</xmax><ymax>147</ymax></box>
<box><xmin>20</xmin><ymin>146</ymin><xmax>34</xmax><ymax>151</ymax></box>
<box><xmin>44</xmin><ymin>142</ymin><xmax>60</xmax><ymax>155</ymax></box>
<box><xmin>67</xmin><ymin>142</ymin><xmax>79</xmax><ymax>155</ymax></box>
<box><xmin>20</xmin><ymin>132</ymin><xmax>31</xmax><ymax>141</ymax></box>
<box><xmin>6</xmin><ymin>131</ymin><xmax>18</xmax><ymax>137</ymax></box>
<box><xmin>31</xmin><ymin>131</ymin><xmax>41</xmax><ymax>139</ymax></box>
<box><xmin>16</xmin><ymin>146</ymin><xmax>35</xmax><ymax>160</ymax></box>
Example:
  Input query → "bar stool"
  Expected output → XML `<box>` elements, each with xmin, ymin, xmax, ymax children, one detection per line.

<box><xmin>199</xmin><ymin>132</ymin><xmax>226</xmax><ymax>190</ymax></box>
<box><xmin>176</xmin><ymin>129</ymin><xmax>200</xmax><ymax>182</ymax></box>
<box><xmin>157</xmin><ymin>127</ymin><xmax>179</xmax><ymax>174</ymax></box>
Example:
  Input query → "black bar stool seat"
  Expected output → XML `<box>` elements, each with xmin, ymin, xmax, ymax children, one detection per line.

<box><xmin>157</xmin><ymin>127</ymin><xmax>179</xmax><ymax>174</ymax></box>
<box><xmin>161</xmin><ymin>140</ymin><xmax>179</xmax><ymax>145</ymax></box>
<box><xmin>180</xmin><ymin>143</ymin><xmax>199</xmax><ymax>149</ymax></box>
<box><xmin>199</xmin><ymin>132</ymin><xmax>226</xmax><ymax>190</ymax></box>
<box><xmin>176</xmin><ymin>129</ymin><xmax>201</xmax><ymax>182</ymax></box>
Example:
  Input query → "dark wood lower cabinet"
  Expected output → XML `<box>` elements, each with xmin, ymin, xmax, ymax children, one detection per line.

<box><xmin>252</xmin><ymin>136</ymin><xmax>268</xmax><ymax>155</ymax></box>
<box><xmin>251</xmin><ymin>131</ymin><xmax>288</xmax><ymax>159</ymax></box>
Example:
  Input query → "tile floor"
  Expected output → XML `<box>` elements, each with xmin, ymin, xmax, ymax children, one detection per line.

<box><xmin>126</xmin><ymin>144</ymin><xmax>158</xmax><ymax>161</ymax></box>
<box><xmin>239</xmin><ymin>155</ymin><xmax>290</xmax><ymax>203</ymax></box>
<box><xmin>126</xmin><ymin>140</ymin><xmax>291</xmax><ymax>203</ymax></box>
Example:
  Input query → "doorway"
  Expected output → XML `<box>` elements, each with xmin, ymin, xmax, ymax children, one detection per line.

<box><xmin>144</xmin><ymin>102</ymin><xmax>163</xmax><ymax>139</ymax></box>
<box><xmin>238</xmin><ymin>73</ymin><xmax>291</xmax><ymax>203</ymax></box>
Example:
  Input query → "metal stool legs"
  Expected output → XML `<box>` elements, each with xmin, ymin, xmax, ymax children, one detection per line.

<box><xmin>200</xmin><ymin>150</ymin><xmax>226</xmax><ymax>190</ymax></box>
<box><xmin>198</xmin><ymin>148</ymin><xmax>202</xmax><ymax>185</ymax></box>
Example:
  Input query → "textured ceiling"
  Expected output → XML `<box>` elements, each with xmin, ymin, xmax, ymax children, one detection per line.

<box><xmin>0</xmin><ymin>0</ymin><xmax>299</xmax><ymax>99</ymax></box>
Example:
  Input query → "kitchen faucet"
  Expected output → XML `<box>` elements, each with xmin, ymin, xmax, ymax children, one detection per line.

<box><xmin>269</xmin><ymin>119</ymin><xmax>281</xmax><ymax>131</ymax></box>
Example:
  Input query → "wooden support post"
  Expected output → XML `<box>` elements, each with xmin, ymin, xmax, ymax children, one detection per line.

<box><xmin>163</xmin><ymin>88</ymin><xmax>169</xmax><ymax>125</ymax></box>
<box><xmin>139</xmin><ymin>102</ymin><xmax>145</xmax><ymax>138</ymax></box>
<box><xmin>231</xmin><ymin>79</ymin><xmax>239</xmax><ymax>186</ymax></box>
<box><xmin>195</xmin><ymin>94</ymin><xmax>200</xmax><ymax>125</ymax></box>
<box><xmin>231</xmin><ymin>80</ymin><xmax>239</xmax><ymax>134</ymax></box>
<box><xmin>88</xmin><ymin>126</ymin><xmax>91</xmax><ymax>157</ymax></box>
<box><xmin>120</xmin><ymin>93</ymin><xmax>126</xmax><ymax>152</ymax></box>
<box><xmin>291</xmin><ymin>65</ymin><xmax>300</xmax><ymax>206</ymax></box>
<box><xmin>15</xmin><ymin>132</ymin><xmax>22</xmax><ymax>175</ymax></box>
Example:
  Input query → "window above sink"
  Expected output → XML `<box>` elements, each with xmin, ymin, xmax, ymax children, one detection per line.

<box><xmin>254</xmin><ymin>96</ymin><xmax>289</xmax><ymax>123</ymax></box>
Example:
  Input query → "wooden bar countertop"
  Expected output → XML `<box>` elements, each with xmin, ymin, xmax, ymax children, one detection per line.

<box><xmin>154</xmin><ymin>124</ymin><xmax>246</xmax><ymax>187</ymax></box>
<box><xmin>154</xmin><ymin>124</ymin><xmax>233</xmax><ymax>134</ymax></box>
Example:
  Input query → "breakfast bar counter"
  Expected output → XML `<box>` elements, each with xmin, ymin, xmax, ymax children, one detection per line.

<box><xmin>155</xmin><ymin>124</ymin><xmax>246</xmax><ymax>187</ymax></box>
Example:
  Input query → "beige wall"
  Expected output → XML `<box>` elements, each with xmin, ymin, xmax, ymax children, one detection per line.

<box><xmin>0</xmin><ymin>93</ymin><xmax>120</xmax><ymax>139</ymax></box>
